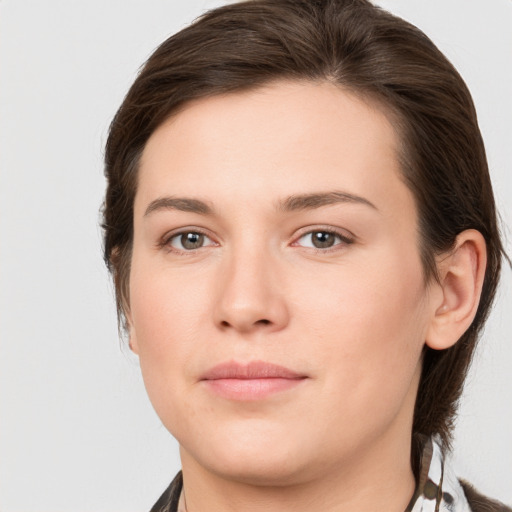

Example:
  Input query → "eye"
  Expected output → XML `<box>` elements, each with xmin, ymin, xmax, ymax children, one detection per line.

<box><xmin>168</xmin><ymin>231</ymin><xmax>216</xmax><ymax>251</ymax></box>
<box><xmin>295</xmin><ymin>230</ymin><xmax>352</xmax><ymax>250</ymax></box>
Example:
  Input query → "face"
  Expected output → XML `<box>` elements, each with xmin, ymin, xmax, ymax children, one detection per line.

<box><xmin>129</xmin><ymin>81</ymin><xmax>435</xmax><ymax>486</ymax></box>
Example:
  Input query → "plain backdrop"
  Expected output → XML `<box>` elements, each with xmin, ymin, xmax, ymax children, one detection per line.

<box><xmin>0</xmin><ymin>1</ymin><xmax>511</xmax><ymax>511</ymax></box>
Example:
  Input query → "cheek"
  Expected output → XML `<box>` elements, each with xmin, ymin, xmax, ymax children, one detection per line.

<box><xmin>128</xmin><ymin>285</ymin><xmax>209</xmax><ymax>443</ymax></box>
<box><xmin>294</xmin><ymin>248</ymin><xmax>428</xmax><ymax>417</ymax></box>
<box><xmin>296</xmin><ymin>247</ymin><xmax>427</xmax><ymax>338</ymax></box>
<box><xmin>128</xmin><ymin>257</ymin><xmax>214</xmax><ymax>413</ymax></box>
<box><xmin>130</xmin><ymin>255</ymin><xmax>211</xmax><ymax>351</ymax></box>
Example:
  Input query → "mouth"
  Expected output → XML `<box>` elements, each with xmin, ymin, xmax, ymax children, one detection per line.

<box><xmin>200</xmin><ymin>360</ymin><xmax>308</xmax><ymax>401</ymax></box>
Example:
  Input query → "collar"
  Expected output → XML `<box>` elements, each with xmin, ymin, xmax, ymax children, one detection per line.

<box><xmin>407</xmin><ymin>436</ymin><xmax>471</xmax><ymax>512</ymax></box>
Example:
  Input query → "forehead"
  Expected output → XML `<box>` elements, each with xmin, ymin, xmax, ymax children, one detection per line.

<box><xmin>136</xmin><ymin>80</ymin><xmax>408</xmax><ymax>215</ymax></box>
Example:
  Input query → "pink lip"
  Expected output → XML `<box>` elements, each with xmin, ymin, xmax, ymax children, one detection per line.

<box><xmin>200</xmin><ymin>360</ymin><xmax>308</xmax><ymax>400</ymax></box>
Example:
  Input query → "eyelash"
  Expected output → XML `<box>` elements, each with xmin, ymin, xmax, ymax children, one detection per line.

<box><xmin>291</xmin><ymin>227</ymin><xmax>354</xmax><ymax>253</ymax></box>
<box><xmin>158</xmin><ymin>227</ymin><xmax>354</xmax><ymax>255</ymax></box>
<box><xmin>159</xmin><ymin>228</ymin><xmax>217</xmax><ymax>254</ymax></box>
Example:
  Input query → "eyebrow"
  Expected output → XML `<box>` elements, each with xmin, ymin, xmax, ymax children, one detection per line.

<box><xmin>143</xmin><ymin>190</ymin><xmax>377</xmax><ymax>218</ymax></box>
<box><xmin>144</xmin><ymin>197</ymin><xmax>213</xmax><ymax>217</ymax></box>
<box><xmin>279</xmin><ymin>191</ymin><xmax>377</xmax><ymax>212</ymax></box>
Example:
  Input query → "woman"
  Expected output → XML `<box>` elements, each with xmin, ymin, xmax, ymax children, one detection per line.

<box><xmin>102</xmin><ymin>0</ymin><xmax>510</xmax><ymax>510</ymax></box>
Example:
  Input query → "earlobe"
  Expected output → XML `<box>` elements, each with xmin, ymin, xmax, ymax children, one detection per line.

<box><xmin>125</xmin><ymin>311</ymin><xmax>139</xmax><ymax>355</ymax></box>
<box><xmin>128</xmin><ymin>333</ymin><xmax>139</xmax><ymax>355</ymax></box>
<box><xmin>425</xmin><ymin>229</ymin><xmax>487</xmax><ymax>351</ymax></box>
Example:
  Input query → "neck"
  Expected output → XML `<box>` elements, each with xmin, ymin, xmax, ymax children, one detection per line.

<box><xmin>179</xmin><ymin>431</ymin><xmax>416</xmax><ymax>512</ymax></box>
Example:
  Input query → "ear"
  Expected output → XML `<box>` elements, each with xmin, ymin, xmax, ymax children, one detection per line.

<box><xmin>125</xmin><ymin>309</ymin><xmax>139</xmax><ymax>355</ymax></box>
<box><xmin>425</xmin><ymin>229</ymin><xmax>487</xmax><ymax>351</ymax></box>
<box><xmin>111</xmin><ymin>246</ymin><xmax>139</xmax><ymax>355</ymax></box>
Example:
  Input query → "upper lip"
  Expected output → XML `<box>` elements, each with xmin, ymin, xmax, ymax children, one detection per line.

<box><xmin>200</xmin><ymin>360</ymin><xmax>307</xmax><ymax>380</ymax></box>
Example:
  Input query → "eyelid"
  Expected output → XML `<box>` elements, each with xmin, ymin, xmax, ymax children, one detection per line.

<box><xmin>291</xmin><ymin>226</ymin><xmax>355</xmax><ymax>251</ymax></box>
<box><xmin>157</xmin><ymin>225</ymin><xmax>354</xmax><ymax>254</ymax></box>
<box><xmin>158</xmin><ymin>226</ymin><xmax>219</xmax><ymax>254</ymax></box>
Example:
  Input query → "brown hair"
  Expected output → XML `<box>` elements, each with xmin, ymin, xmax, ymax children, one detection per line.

<box><xmin>102</xmin><ymin>0</ymin><xmax>505</xmax><ymax>467</ymax></box>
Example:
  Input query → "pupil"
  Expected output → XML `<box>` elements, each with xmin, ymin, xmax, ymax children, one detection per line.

<box><xmin>313</xmin><ymin>231</ymin><xmax>334</xmax><ymax>248</ymax></box>
<box><xmin>182</xmin><ymin>232</ymin><xmax>204</xmax><ymax>249</ymax></box>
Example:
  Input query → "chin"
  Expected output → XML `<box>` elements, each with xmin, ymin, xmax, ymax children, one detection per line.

<box><xmin>179</xmin><ymin>423</ymin><xmax>320</xmax><ymax>487</ymax></box>
<box><xmin>206</xmin><ymin>454</ymin><xmax>313</xmax><ymax>487</ymax></box>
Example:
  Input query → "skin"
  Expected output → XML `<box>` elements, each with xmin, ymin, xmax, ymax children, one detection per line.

<box><xmin>128</xmin><ymin>81</ymin><xmax>486</xmax><ymax>512</ymax></box>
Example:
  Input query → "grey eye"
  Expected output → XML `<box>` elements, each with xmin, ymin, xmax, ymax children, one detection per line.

<box><xmin>170</xmin><ymin>232</ymin><xmax>213</xmax><ymax>250</ymax></box>
<box><xmin>297</xmin><ymin>231</ymin><xmax>344</xmax><ymax>249</ymax></box>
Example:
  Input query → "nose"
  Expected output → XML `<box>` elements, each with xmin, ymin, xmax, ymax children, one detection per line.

<box><xmin>213</xmin><ymin>248</ymin><xmax>290</xmax><ymax>334</ymax></box>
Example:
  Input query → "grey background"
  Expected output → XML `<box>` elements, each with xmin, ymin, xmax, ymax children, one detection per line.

<box><xmin>0</xmin><ymin>1</ymin><xmax>510</xmax><ymax>510</ymax></box>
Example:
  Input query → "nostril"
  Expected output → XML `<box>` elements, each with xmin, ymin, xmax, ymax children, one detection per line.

<box><xmin>219</xmin><ymin>318</ymin><xmax>271</xmax><ymax>330</ymax></box>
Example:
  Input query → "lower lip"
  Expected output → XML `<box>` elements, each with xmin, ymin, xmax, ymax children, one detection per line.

<box><xmin>202</xmin><ymin>377</ymin><xmax>306</xmax><ymax>400</ymax></box>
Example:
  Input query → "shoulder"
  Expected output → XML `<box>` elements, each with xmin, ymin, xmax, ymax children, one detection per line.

<box><xmin>460</xmin><ymin>480</ymin><xmax>512</xmax><ymax>512</ymax></box>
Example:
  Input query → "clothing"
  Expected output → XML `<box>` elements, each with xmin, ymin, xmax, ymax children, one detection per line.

<box><xmin>150</xmin><ymin>437</ymin><xmax>511</xmax><ymax>512</ymax></box>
